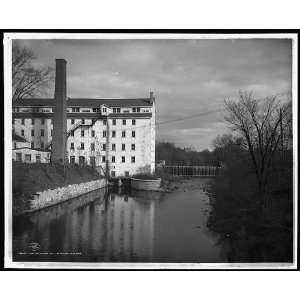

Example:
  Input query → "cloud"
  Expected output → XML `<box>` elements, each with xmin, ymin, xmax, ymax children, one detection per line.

<box><xmin>15</xmin><ymin>38</ymin><xmax>292</xmax><ymax>150</ymax></box>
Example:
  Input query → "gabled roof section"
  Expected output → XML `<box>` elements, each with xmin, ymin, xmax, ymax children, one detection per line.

<box><xmin>12</xmin><ymin>133</ymin><xmax>28</xmax><ymax>143</ymax></box>
<box><xmin>13</xmin><ymin>97</ymin><xmax>153</xmax><ymax>108</ymax></box>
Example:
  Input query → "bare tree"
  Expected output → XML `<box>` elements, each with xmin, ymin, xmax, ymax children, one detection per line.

<box><xmin>224</xmin><ymin>91</ymin><xmax>292</xmax><ymax>194</ymax></box>
<box><xmin>12</xmin><ymin>43</ymin><xmax>54</xmax><ymax>102</ymax></box>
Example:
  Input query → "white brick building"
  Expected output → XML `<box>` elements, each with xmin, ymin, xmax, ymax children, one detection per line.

<box><xmin>12</xmin><ymin>94</ymin><xmax>156</xmax><ymax>177</ymax></box>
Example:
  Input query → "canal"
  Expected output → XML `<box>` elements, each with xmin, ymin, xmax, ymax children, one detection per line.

<box><xmin>13</xmin><ymin>178</ymin><xmax>226</xmax><ymax>263</ymax></box>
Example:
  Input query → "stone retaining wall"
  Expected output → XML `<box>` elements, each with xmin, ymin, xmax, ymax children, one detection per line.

<box><xmin>27</xmin><ymin>178</ymin><xmax>107</xmax><ymax>213</ymax></box>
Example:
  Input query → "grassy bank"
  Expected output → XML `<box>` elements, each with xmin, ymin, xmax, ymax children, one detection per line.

<box><xmin>12</xmin><ymin>161</ymin><xmax>102</xmax><ymax>214</ymax></box>
<box><xmin>207</xmin><ymin>153</ymin><xmax>293</xmax><ymax>262</ymax></box>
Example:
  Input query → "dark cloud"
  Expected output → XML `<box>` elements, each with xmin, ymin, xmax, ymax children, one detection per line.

<box><xmin>16</xmin><ymin>38</ymin><xmax>292</xmax><ymax>150</ymax></box>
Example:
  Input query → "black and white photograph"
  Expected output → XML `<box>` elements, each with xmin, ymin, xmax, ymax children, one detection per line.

<box><xmin>3</xmin><ymin>32</ymin><xmax>298</xmax><ymax>269</ymax></box>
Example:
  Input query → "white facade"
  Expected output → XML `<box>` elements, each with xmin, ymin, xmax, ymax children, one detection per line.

<box><xmin>12</xmin><ymin>97</ymin><xmax>156</xmax><ymax>177</ymax></box>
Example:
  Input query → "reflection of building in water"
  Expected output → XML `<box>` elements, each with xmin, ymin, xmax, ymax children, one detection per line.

<box><xmin>13</xmin><ymin>189</ymin><xmax>156</xmax><ymax>262</ymax></box>
<box><xmin>100</xmin><ymin>193</ymin><xmax>155</xmax><ymax>261</ymax></box>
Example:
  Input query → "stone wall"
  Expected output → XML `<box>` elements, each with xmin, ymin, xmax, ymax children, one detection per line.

<box><xmin>26</xmin><ymin>178</ymin><xmax>107</xmax><ymax>213</ymax></box>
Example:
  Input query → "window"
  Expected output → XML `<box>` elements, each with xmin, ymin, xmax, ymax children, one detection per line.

<box><xmin>102</xmin><ymin>156</ymin><xmax>106</xmax><ymax>163</ymax></box>
<box><xmin>80</xmin><ymin>143</ymin><xmax>84</xmax><ymax>150</ymax></box>
<box><xmin>21</xmin><ymin>119</ymin><xmax>25</xmax><ymax>125</ymax></box>
<box><xmin>97</xmin><ymin>108</ymin><xmax>101</xmax><ymax>112</ymax></box>
<box><xmin>14</xmin><ymin>142</ymin><xmax>17</xmax><ymax>149</ymax></box>
<box><xmin>117</xmin><ymin>108</ymin><xmax>121</xmax><ymax>113</ymax></box>
<box><xmin>112</xmin><ymin>131</ymin><xmax>116</xmax><ymax>138</ymax></box>
<box><xmin>72</xmin><ymin>107</ymin><xmax>76</xmax><ymax>112</ymax></box>
<box><xmin>112</xmin><ymin>119</ymin><xmax>116</xmax><ymax>125</ymax></box>
<box><xmin>36</xmin><ymin>155</ymin><xmax>41</xmax><ymax>163</ymax></box>
<box><xmin>31</xmin><ymin>130</ymin><xmax>34</xmax><ymax>136</ymax></box>
<box><xmin>32</xmin><ymin>119</ymin><xmax>35</xmax><ymax>125</ymax></box>
<box><xmin>103</xmin><ymin>130</ymin><xmax>106</xmax><ymax>137</ymax></box>
<box><xmin>70</xmin><ymin>143</ymin><xmax>74</xmax><ymax>150</ymax></box>
<box><xmin>131</xmin><ymin>144</ymin><xmax>135</xmax><ymax>151</ymax></box>
<box><xmin>41</xmin><ymin>119</ymin><xmax>45</xmax><ymax>125</ymax></box>
<box><xmin>51</xmin><ymin>130</ymin><xmax>53</xmax><ymax>136</ymax></box>
<box><xmin>122</xmin><ymin>131</ymin><xmax>126</xmax><ymax>138</ymax></box>
<box><xmin>31</xmin><ymin>142</ymin><xmax>34</xmax><ymax>149</ymax></box>
<box><xmin>111</xmin><ymin>171</ymin><xmax>116</xmax><ymax>177</ymax></box>
<box><xmin>41</xmin><ymin>142</ymin><xmax>44</xmax><ymax>149</ymax></box>
<box><xmin>41</xmin><ymin>129</ymin><xmax>44</xmax><ymax>136</ymax></box>
<box><xmin>90</xmin><ymin>156</ymin><xmax>96</xmax><ymax>167</ymax></box>
<box><xmin>123</xmin><ymin>119</ymin><xmax>126</xmax><ymax>125</ymax></box>
<box><xmin>131</xmin><ymin>156</ymin><xmax>135</xmax><ymax>163</ymax></box>
<box><xmin>91</xmin><ymin>130</ymin><xmax>95</xmax><ymax>137</ymax></box>
<box><xmin>81</xmin><ymin>130</ymin><xmax>84</xmax><ymax>137</ymax></box>
<box><xmin>122</xmin><ymin>156</ymin><xmax>125</xmax><ymax>163</ymax></box>
<box><xmin>132</xmin><ymin>131</ymin><xmax>135</xmax><ymax>138</ymax></box>
<box><xmin>70</xmin><ymin>156</ymin><xmax>75</xmax><ymax>164</ymax></box>
<box><xmin>102</xmin><ymin>144</ymin><xmax>106</xmax><ymax>151</ymax></box>
<box><xmin>25</xmin><ymin>154</ymin><xmax>31</xmax><ymax>162</ymax></box>
<box><xmin>81</xmin><ymin>119</ymin><xmax>85</xmax><ymax>124</ymax></box>
<box><xmin>79</xmin><ymin>156</ymin><xmax>85</xmax><ymax>165</ymax></box>
<box><xmin>125</xmin><ymin>171</ymin><xmax>130</xmax><ymax>177</ymax></box>
<box><xmin>112</xmin><ymin>144</ymin><xmax>116</xmax><ymax>151</ymax></box>
<box><xmin>103</xmin><ymin>108</ymin><xmax>107</xmax><ymax>113</ymax></box>
<box><xmin>76</xmin><ymin>108</ymin><xmax>80</xmax><ymax>112</ymax></box>
<box><xmin>93</xmin><ymin>108</ymin><xmax>97</xmax><ymax>112</ymax></box>
<box><xmin>103</xmin><ymin>119</ymin><xmax>107</xmax><ymax>125</ymax></box>
<box><xmin>113</xmin><ymin>108</ymin><xmax>116</xmax><ymax>113</ymax></box>
<box><xmin>16</xmin><ymin>153</ymin><xmax>22</xmax><ymax>162</ymax></box>
<box><xmin>133</xmin><ymin>108</ymin><xmax>136</xmax><ymax>113</ymax></box>
<box><xmin>71</xmin><ymin>119</ymin><xmax>75</xmax><ymax>125</ymax></box>
<box><xmin>112</xmin><ymin>156</ymin><xmax>115</xmax><ymax>163</ymax></box>
<box><xmin>21</xmin><ymin>129</ymin><xmax>24</xmax><ymax>136</ymax></box>
<box><xmin>70</xmin><ymin>131</ymin><xmax>74</xmax><ymax>137</ymax></box>
<box><xmin>91</xmin><ymin>143</ymin><xmax>95</xmax><ymax>151</ymax></box>
<box><xmin>132</xmin><ymin>119</ymin><xmax>136</xmax><ymax>125</ymax></box>
<box><xmin>137</xmin><ymin>107</ymin><xmax>140</xmax><ymax>112</ymax></box>
<box><xmin>122</xmin><ymin>144</ymin><xmax>125</xmax><ymax>151</ymax></box>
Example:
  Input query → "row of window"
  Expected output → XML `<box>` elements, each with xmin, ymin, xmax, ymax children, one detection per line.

<box><xmin>14</xmin><ymin>119</ymin><xmax>47</xmax><ymax>125</ymax></box>
<box><xmin>14</xmin><ymin>118</ymin><xmax>137</xmax><ymax>126</ymax></box>
<box><xmin>71</xmin><ymin>119</ymin><xmax>136</xmax><ymax>126</ymax></box>
<box><xmin>15</xmin><ymin>153</ymin><xmax>42</xmax><ymax>162</ymax></box>
<box><xmin>19</xmin><ymin>128</ymin><xmax>136</xmax><ymax>139</ymax></box>
<box><xmin>70</xmin><ymin>129</ymin><xmax>136</xmax><ymax>138</ymax></box>
<box><xmin>69</xmin><ymin>155</ymin><xmax>136</xmax><ymax>164</ymax></box>
<box><xmin>19</xmin><ymin>129</ymin><xmax>47</xmax><ymax>137</ymax></box>
<box><xmin>70</xmin><ymin>143</ymin><xmax>136</xmax><ymax>151</ymax></box>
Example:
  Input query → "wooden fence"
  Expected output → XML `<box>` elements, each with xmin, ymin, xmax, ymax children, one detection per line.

<box><xmin>163</xmin><ymin>165</ymin><xmax>220</xmax><ymax>177</ymax></box>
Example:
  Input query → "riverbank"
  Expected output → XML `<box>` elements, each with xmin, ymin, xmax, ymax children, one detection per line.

<box><xmin>13</xmin><ymin>162</ymin><xmax>104</xmax><ymax>215</ymax></box>
<box><xmin>207</xmin><ymin>155</ymin><xmax>293</xmax><ymax>263</ymax></box>
<box><xmin>160</xmin><ymin>174</ymin><xmax>214</xmax><ymax>192</ymax></box>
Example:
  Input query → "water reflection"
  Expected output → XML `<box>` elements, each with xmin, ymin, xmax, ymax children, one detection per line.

<box><xmin>13</xmin><ymin>182</ymin><xmax>225</xmax><ymax>263</ymax></box>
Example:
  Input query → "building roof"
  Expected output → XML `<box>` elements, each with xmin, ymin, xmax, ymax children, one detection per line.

<box><xmin>12</xmin><ymin>133</ymin><xmax>28</xmax><ymax>143</ymax></box>
<box><xmin>13</xmin><ymin>98</ymin><xmax>153</xmax><ymax>108</ymax></box>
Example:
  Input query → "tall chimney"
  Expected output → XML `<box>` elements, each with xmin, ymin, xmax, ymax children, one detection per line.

<box><xmin>150</xmin><ymin>91</ymin><xmax>155</xmax><ymax>104</ymax></box>
<box><xmin>52</xmin><ymin>59</ymin><xmax>67</xmax><ymax>163</ymax></box>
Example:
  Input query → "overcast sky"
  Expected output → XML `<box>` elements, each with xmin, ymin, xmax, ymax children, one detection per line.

<box><xmin>15</xmin><ymin>38</ymin><xmax>292</xmax><ymax>150</ymax></box>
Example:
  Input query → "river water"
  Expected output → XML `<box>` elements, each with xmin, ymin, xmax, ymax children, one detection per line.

<box><xmin>13</xmin><ymin>179</ymin><xmax>226</xmax><ymax>263</ymax></box>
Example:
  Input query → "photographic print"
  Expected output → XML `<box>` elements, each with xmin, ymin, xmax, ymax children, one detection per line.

<box><xmin>4</xmin><ymin>32</ymin><xmax>298</xmax><ymax>269</ymax></box>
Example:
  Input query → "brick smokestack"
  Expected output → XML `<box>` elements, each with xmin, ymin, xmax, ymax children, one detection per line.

<box><xmin>52</xmin><ymin>59</ymin><xmax>67</xmax><ymax>163</ymax></box>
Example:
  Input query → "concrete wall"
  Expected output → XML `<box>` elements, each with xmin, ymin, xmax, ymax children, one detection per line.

<box><xmin>27</xmin><ymin>178</ymin><xmax>107</xmax><ymax>213</ymax></box>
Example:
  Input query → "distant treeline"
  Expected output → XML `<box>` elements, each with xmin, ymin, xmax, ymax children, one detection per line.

<box><xmin>155</xmin><ymin>142</ymin><xmax>219</xmax><ymax>166</ymax></box>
